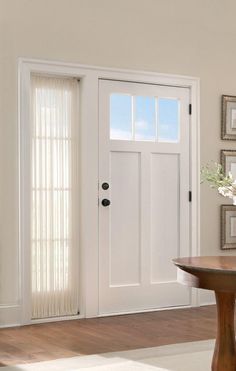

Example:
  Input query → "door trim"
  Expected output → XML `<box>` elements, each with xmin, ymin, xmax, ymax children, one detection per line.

<box><xmin>19</xmin><ymin>57</ymin><xmax>200</xmax><ymax>323</ymax></box>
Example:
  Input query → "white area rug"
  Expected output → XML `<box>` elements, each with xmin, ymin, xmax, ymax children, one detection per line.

<box><xmin>1</xmin><ymin>339</ymin><xmax>214</xmax><ymax>371</ymax></box>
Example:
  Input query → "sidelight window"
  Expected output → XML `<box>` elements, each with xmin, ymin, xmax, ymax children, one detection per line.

<box><xmin>31</xmin><ymin>75</ymin><xmax>79</xmax><ymax>319</ymax></box>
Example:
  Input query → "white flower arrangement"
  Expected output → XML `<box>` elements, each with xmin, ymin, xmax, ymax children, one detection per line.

<box><xmin>201</xmin><ymin>163</ymin><xmax>236</xmax><ymax>205</ymax></box>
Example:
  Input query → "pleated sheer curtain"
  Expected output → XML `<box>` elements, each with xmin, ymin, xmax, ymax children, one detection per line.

<box><xmin>31</xmin><ymin>75</ymin><xmax>79</xmax><ymax>319</ymax></box>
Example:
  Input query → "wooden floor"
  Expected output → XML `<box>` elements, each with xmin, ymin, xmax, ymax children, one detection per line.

<box><xmin>0</xmin><ymin>305</ymin><xmax>220</xmax><ymax>367</ymax></box>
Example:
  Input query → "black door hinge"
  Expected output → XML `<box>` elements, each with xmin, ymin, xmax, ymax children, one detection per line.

<box><xmin>189</xmin><ymin>104</ymin><xmax>192</xmax><ymax>115</ymax></box>
<box><xmin>189</xmin><ymin>191</ymin><xmax>192</xmax><ymax>202</ymax></box>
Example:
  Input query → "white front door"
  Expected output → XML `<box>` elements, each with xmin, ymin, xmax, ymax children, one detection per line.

<box><xmin>98</xmin><ymin>79</ymin><xmax>191</xmax><ymax>315</ymax></box>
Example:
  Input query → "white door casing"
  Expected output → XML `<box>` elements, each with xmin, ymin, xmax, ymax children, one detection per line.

<box><xmin>99</xmin><ymin>79</ymin><xmax>191</xmax><ymax>315</ymax></box>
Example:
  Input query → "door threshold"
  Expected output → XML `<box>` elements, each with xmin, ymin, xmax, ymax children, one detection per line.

<box><xmin>30</xmin><ymin>314</ymin><xmax>84</xmax><ymax>324</ymax></box>
<box><xmin>98</xmin><ymin>304</ymin><xmax>194</xmax><ymax>318</ymax></box>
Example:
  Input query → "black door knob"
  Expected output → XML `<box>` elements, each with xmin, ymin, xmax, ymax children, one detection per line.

<box><xmin>102</xmin><ymin>199</ymin><xmax>111</xmax><ymax>207</ymax></box>
<box><xmin>102</xmin><ymin>182</ymin><xmax>109</xmax><ymax>190</ymax></box>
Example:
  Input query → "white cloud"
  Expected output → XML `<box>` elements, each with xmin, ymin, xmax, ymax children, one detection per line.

<box><xmin>135</xmin><ymin>120</ymin><xmax>148</xmax><ymax>129</ymax></box>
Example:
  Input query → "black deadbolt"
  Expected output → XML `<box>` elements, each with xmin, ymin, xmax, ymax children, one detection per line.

<box><xmin>102</xmin><ymin>199</ymin><xmax>111</xmax><ymax>207</ymax></box>
<box><xmin>102</xmin><ymin>182</ymin><xmax>109</xmax><ymax>190</ymax></box>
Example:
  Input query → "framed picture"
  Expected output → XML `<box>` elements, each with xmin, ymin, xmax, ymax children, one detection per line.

<box><xmin>221</xmin><ymin>95</ymin><xmax>236</xmax><ymax>140</ymax></box>
<box><xmin>221</xmin><ymin>205</ymin><xmax>236</xmax><ymax>249</ymax></box>
<box><xmin>221</xmin><ymin>150</ymin><xmax>236</xmax><ymax>178</ymax></box>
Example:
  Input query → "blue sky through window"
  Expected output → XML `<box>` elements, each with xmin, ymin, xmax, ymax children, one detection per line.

<box><xmin>135</xmin><ymin>96</ymin><xmax>155</xmax><ymax>141</ymax></box>
<box><xmin>158</xmin><ymin>98</ymin><xmax>179</xmax><ymax>142</ymax></box>
<box><xmin>110</xmin><ymin>94</ymin><xmax>132</xmax><ymax>140</ymax></box>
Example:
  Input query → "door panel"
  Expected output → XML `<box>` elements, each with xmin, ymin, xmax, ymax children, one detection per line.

<box><xmin>110</xmin><ymin>151</ymin><xmax>141</xmax><ymax>287</ymax></box>
<box><xmin>99</xmin><ymin>79</ymin><xmax>191</xmax><ymax>315</ymax></box>
<box><xmin>150</xmin><ymin>153</ymin><xmax>179</xmax><ymax>283</ymax></box>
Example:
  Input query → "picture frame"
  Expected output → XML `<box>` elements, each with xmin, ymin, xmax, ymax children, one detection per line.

<box><xmin>221</xmin><ymin>149</ymin><xmax>236</xmax><ymax>178</ymax></box>
<box><xmin>221</xmin><ymin>95</ymin><xmax>236</xmax><ymax>140</ymax></box>
<box><xmin>221</xmin><ymin>205</ymin><xmax>236</xmax><ymax>250</ymax></box>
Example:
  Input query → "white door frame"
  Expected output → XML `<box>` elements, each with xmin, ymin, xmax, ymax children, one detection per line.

<box><xmin>19</xmin><ymin>58</ymin><xmax>200</xmax><ymax>323</ymax></box>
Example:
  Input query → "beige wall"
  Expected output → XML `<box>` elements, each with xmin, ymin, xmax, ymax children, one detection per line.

<box><xmin>1</xmin><ymin>0</ymin><xmax>236</xmax><ymax>321</ymax></box>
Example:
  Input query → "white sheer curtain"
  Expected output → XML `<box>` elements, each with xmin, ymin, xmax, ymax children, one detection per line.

<box><xmin>31</xmin><ymin>75</ymin><xmax>79</xmax><ymax>319</ymax></box>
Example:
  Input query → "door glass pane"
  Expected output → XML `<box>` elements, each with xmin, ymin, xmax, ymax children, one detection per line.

<box><xmin>134</xmin><ymin>96</ymin><xmax>156</xmax><ymax>141</ymax></box>
<box><xmin>158</xmin><ymin>98</ymin><xmax>179</xmax><ymax>142</ymax></box>
<box><xmin>110</xmin><ymin>94</ymin><xmax>132</xmax><ymax>140</ymax></box>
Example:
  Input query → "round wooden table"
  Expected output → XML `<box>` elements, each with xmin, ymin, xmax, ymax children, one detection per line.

<box><xmin>173</xmin><ymin>256</ymin><xmax>236</xmax><ymax>371</ymax></box>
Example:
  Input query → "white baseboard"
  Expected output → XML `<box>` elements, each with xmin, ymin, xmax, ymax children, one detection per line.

<box><xmin>0</xmin><ymin>304</ymin><xmax>21</xmax><ymax>328</ymax></box>
<box><xmin>199</xmin><ymin>290</ymin><xmax>215</xmax><ymax>306</ymax></box>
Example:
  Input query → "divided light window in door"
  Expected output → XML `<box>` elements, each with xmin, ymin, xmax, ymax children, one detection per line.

<box><xmin>110</xmin><ymin>94</ymin><xmax>179</xmax><ymax>142</ymax></box>
<box><xmin>30</xmin><ymin>75</ymin><xmax>79</xmax><ymax>319</ymax></box>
